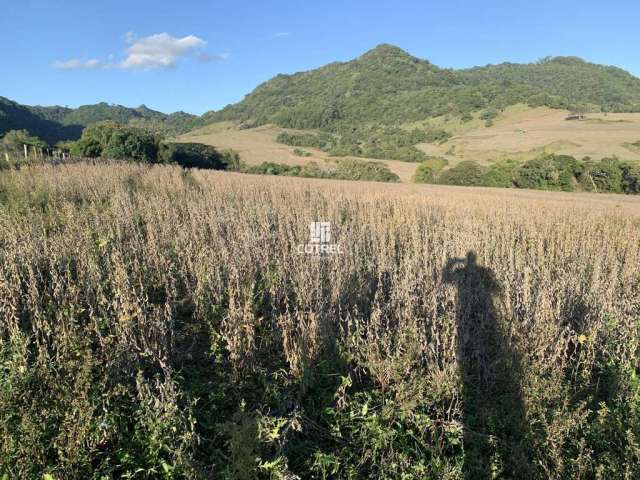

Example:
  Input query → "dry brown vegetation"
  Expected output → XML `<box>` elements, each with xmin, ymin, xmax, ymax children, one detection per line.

<box><xmin>0</xmin><ymin>162</ymin><xmax>639</xmax><ymax>479</ymax></box>
<box><xmin>417</xmin><ymin>108</ymin><xmax>640</xmax><ymax>166</ymax></box>
<box><xmin>178</xmin><ymin>107</ymin><xmax>640</xmax><ymax>181</ymax></box>
<box><xmin>177</xmin><ymin>122</ymin><xmax>421</xmax><ymax>182</ymax></box>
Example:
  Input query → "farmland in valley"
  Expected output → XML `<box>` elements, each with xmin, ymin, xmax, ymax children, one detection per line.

<box><xmin>177</xmin><ymin>105</ymin><xmax>640</xmax><ymax>183</ymax></box>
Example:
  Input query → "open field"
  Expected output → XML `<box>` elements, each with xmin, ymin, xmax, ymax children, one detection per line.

<box><xmin>177</xmin><ymin>106</ymin><xmax>640</xmax><ymax>182</ymax></box>
<box><xmin>176</xmin><ymin>122</ymin><xmax>421</xmax><ymax>182</ymax></box>
<box><xmin>1</xmin><ymin>162</ymin><xmax>639</xmax><ymax>479</ymax></box>
<box><xmin>416</xmin><ymin>107</ymin><xmax>640</xmax><ymax>165</ymax></box>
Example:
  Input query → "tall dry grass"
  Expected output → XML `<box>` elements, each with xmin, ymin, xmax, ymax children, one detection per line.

<box><xmin>0</xmin><ymin>162</ymin><xmax>639</xmax><ymax>479</ymax></box>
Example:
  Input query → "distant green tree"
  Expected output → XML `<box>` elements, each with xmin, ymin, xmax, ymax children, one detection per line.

<box><xmin>333</xmin><ymin>159</ymin><xmax>399</xmax><ymax>182</ymax></box>
<box><xmin>621</xmin><ymin>162</ymin><xmax>640</xmax><ymax>193</ymax></box>
<box><xmin>480</xmin><ymin>109</ymin><xmax>498</xmax><ymax>122</ymax></box>
<box><xmin>292</xmin><ymin>148</ymin><xmax>312</xmax><ymax>157</ymax></box>
<box><xmin>159</xmin><ymin>143</ymin><xmax>241</xmax><ymax>170</ymax></box>
<box><xmin>243</xmin><ymin>159</ymin><xmax>399</xmax><ymax>182</ymax></box>
<box><xmin>423</xmin><ymin>129</ymin><xmax>451</xmax><ymax>144</ymax></box>
<box><xmin>70</xmin><ymin>136</ymin><xmax>102</xmax><ymax>158</ymax></box>
<box><xmin>70</xmin><ymin>122</ymin><xmax>160</xmax><ymax>161</ymax></box>
<box><xmin>481</xmin><ymin>161</ymin><xmax>518</xmax><ymax>188</ymax></box>
<box><xmin>244</xmin><ymin>162</ymin><xmax>298</xmax><ymax>176</ymax></box>
<box><xmin>413</xmin><ymin>163</ymin><xmax>437</xmax><ymax>183</ymax></box>
<box><xmin>438</xmin><ymin>161</ymin><xmax>485</xmax><ymax>186</ymax></box>
<box><xmin>1</xmin><ymin>129</ymin><xmax>46</xmax><ymax>148</ymax></box>
<box><xmin>413</xmin><ymin>157</ymin><xmax>448</xmax><ymax>183</ymax></box>
<box><xmin>585</xmin><ymin>158</ymin><xmax>624</xmax><ymax>193</ymax></box>
<box><xmin>277</xmin><ymin>127</ymin><xmax>431</xmax><ymax>162</ymax></box>
<box><xmin>514</xmin><ymin>155</ymin><xmax>582</xmax><ymax>191</ymax></box>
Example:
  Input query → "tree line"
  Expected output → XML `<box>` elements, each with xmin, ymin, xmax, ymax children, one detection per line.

<box><xmin>416</xmin><ymin>154</ymin><xmax>640</xmax><ymax>194</ymax></box>
<box><xmin>277</xmin><ymin>126</ymin><xmax>450</xmax><ymax>163</ymax></box>
<box><xmin>1</xmin><ymin>122</ymin><xmax>240</xmax><ymax>172</ymax></box>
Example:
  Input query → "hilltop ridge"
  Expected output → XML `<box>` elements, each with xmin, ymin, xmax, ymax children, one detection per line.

<box><xmin>0</xmin><ymin>97</ymin><xmax>198</xmax><ymax>143</ymax></box>
<box><xmin>202</xmin><ymin>44</ymin><xmax>640</xmax><ymax>130</ymax></box>
<box><xmin>3</xmin><ymin>44</ymin><xmax>640</xmax><ymax>144</ymax></box>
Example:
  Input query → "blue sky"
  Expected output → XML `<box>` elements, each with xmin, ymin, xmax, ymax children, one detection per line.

<box><xmin>2</xmin><ymin>0</ymin><xmax>639</xmax><ymax>115</ymax></box>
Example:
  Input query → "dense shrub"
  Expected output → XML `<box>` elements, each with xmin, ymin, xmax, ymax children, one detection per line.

<box><xmin>424</xmin><ymin>154</ymin><xmax>640</xmax><ymax>194</ymax></box>
<box><xmin>292</xmin><ymin>148</ymin><xmax>312</xmax><ymax>157</ymax></box>
<box><xmin>514</xmin><ymin>155</ymin><xmax>582</xmax><ymax>191</ymax></box>
<box><xmin>70</xmin><ymin>122</ymin><xmax>160</xmax><ymax>162</ymax></box>
<box><xmin>244</xmin><ymin>159</ymin><xmax>399</xmax><ymax>182</ymax></box>
<box><xmin>1</xmin><ymin>129</ymin><xmax>46</xmax><ymax>149</ymax></box>
<box><xmin>276</xmin><ymin>132</ymin><xmax>334</xmax><ymax>150</ymax></box>
<box><xmin>481</xmin><ymin>161</ymin><xmax>518</xmax><ymax>188</ymax></box>
<box><xmin>68</xmin><ymin>125</ymin><xmax>241</xmax><ymax>172</ymax></box>
<box><xmin>413</xmin><ymin>157</ymin><xmax>448</xmax><ymax>183</ymax></box>
<box><xmin>438</xmin><ymin>161</ymin><xmax>486</xmax><ymax>186</ymax></box>
<box><xmin>480</xmin><ymin>109</ymin><xmax>499</xmax><ymax>122</ymax></box>
<box><xmin>585</xmin><ymin>158</ymin><xmax>624</xmax><ymax>193</ymax></box>
<box><xmin>158</xmin><ymin>142</ymin><xmax>241</xmax><ymax>171</ymax></box>
<box><xmin>332</xmin><ymin>158</ymin><xmax>400</xmax><ymax>182</ymax></box>
<box><xmin>244</xmin><ymin>161</ymin><xmax>304</xmax><ymax>176</ymax></box>
<box><xmin>621</xmin><ymin>162</ymin><xmax>640</xmax><ymax>193</ymax></box>
<box><xmin>423</xmin><ymin>129</ymin><xmax>451</xmax><ymax>144</ymax></box>
<box><xmin>277</xmin><ymin>127</ymin><xmax>431</xmax><ymax>162</ymax></box>
<box><xmin>481</xmin><ymin>109</ymin><xmax>499</xmax><ymax>127</ymax></box>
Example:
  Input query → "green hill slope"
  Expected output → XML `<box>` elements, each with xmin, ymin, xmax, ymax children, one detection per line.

<box><xmin>4</xmin><ymin>44</ymin><xmax>640</xmax><ymax>148</ymax></box>
<box><xmin>0</xmin><ymin>97</ymin><xmax>82</xmax><ymax>144</ymax></box>
<box><xmin>203</xmin><ymin>44</ymin><xmax>640</xmax><ymax>130</ymax></box>
<box><xmin>463</xmin><ymin>56</ymin><xmax>640</xmax><ymax>111</ymax></box>
<box><xmin>0</xmin><ymin>98</ymin><xmax>198</xmax><ymax>144</ymax></box>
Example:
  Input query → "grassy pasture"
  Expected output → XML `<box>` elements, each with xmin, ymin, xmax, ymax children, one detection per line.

<box><xmin>178</xmin><ymin>106</ymin><xmax>640</xmax><ymax>182</ymax></box>
<box><xmin>416</xmin><ymin>108</ymin><xmax>640</xmax><ymax>166</ymax></box>
<box><xmin>177</xmin><ymin>123</ymin><xmax>425</xmax><ymax>182</ymax></box>
<box><xmin>0</xmin><ymin>162</ymin><xmax>639</xmax><ymax>479</ymax></box>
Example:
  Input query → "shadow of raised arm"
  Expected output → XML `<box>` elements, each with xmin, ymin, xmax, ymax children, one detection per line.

<box><xmin>443</xmin><ymin>257</ymin><xmax>464</xmax><ymax>283</ymax></box>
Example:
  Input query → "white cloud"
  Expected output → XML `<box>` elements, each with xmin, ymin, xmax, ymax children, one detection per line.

<box><xmin>53</xmin><ymin>33</ymin><xmax>220</xmax><ymax>72</ymax></box>
<box><xmin>274</xmin><ymin>32</ymin><xmax>291</xmax><ymax>38</ymax></box>
<box><xmin>120</xmin><ymin>33</ymin><xmax>205</xmax><ymax>70</ymax></box>
<box><xmin>123</xmin><ymin>31</ymin><xmax>136</xmax><ymax>44</ymax></box>
<box><xmin>197</xmin><ymin>51</ymin><xmax>231</xmax><ymax>63</ymax></box>
<box><xmin>53</xmin><ymin>58</ymin><xmax>104</xmax><ymax>70</ymax></box>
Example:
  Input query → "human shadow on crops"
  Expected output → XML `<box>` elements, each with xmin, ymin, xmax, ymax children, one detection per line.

<box><xmin>443</xmin><ymin>251</ymin><xmax>531</xmax><ymax>479</ymax></box>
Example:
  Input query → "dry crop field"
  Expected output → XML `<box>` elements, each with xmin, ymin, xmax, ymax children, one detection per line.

<box><xmin>0</xmin><ymin>162</ymin><xmax>639</xmax><ymax>479</ymax></box>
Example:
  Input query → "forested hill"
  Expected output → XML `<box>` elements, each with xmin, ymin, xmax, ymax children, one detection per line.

<box><xmin>0</xmin><ymin>97</ymin><xmax>82</xmax><ymax>144</ymax></box>
<box><xmin>202</xmin><ymin>44</ymin><xmax>640</xmax><ymax>129</ymax></box>
<box><xmin>4</xmin><ymin>44</ymin><xmax>640</xmax><ymax>144</ymax></box>
<box><xmin>0</xmin><ymin>97</ymin><xmax>198</xmax><ymax>144</ymax></box>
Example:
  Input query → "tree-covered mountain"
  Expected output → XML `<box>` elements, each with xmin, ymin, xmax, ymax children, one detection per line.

<box><xmin>202</xmin><ymin>44</ymin><xmax>640</xmax><ymax>130</ymax></box>
<box><xmin>4</xmin><ymin>44</ymin><xmax>640</xmax><ymax>148</ymax></box>
<box><xmin>0</xmin><ymin>97</ymin><xmax>198</xmax><ymax>144</ymax></box>
<box><xmin>462</xmin><ymin>56</ymin><xmax>640</xmax><ymax>112</ymax></box>
<box><xmin>0</xmin><ymin>97</ymin><xmax>82</xmax><ymax>144</ymax></box>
